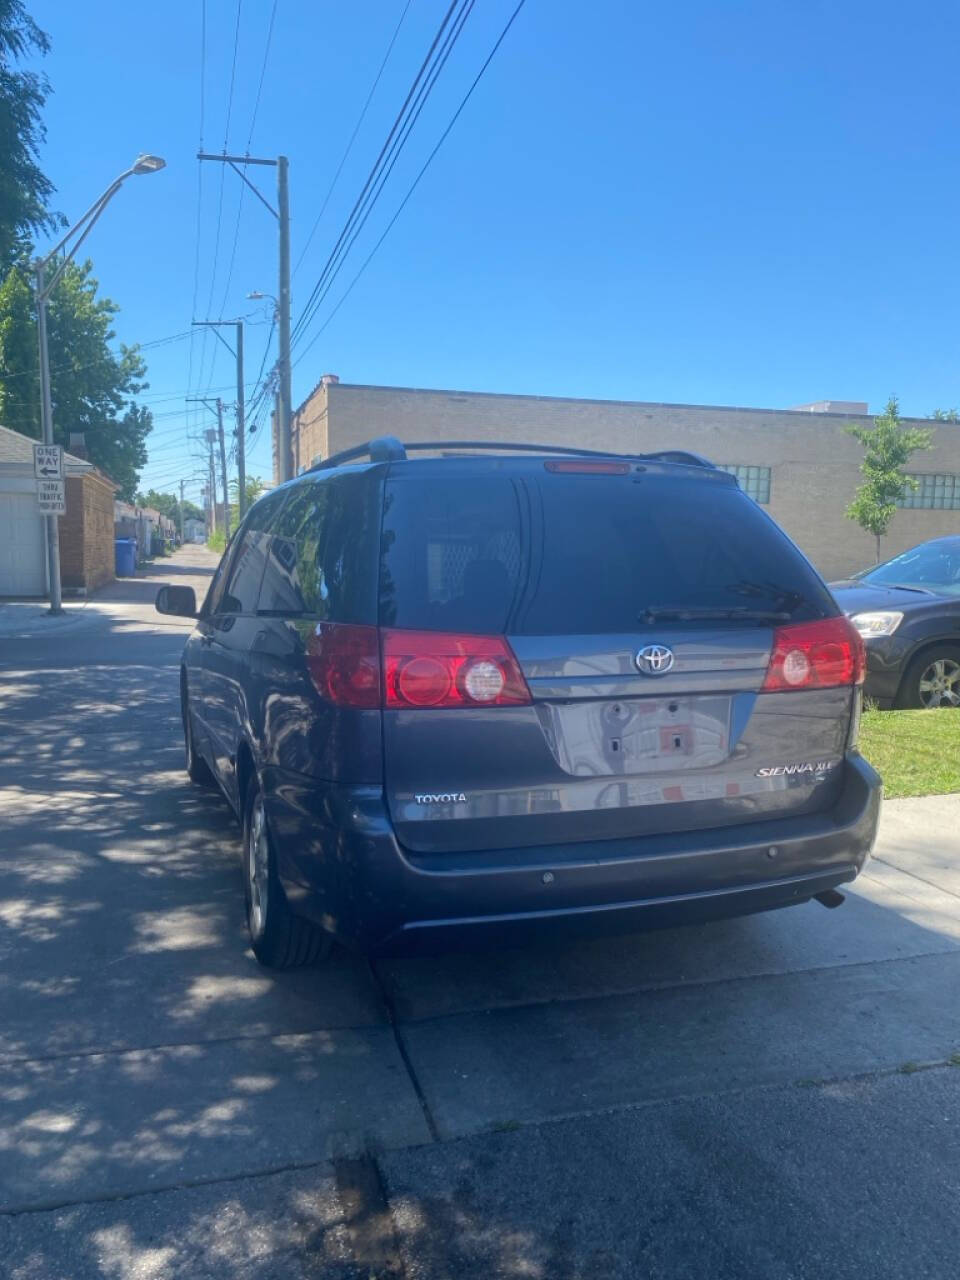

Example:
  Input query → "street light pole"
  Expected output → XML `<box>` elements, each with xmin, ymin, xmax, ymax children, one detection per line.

<box><xmin>34</xmin><ymin>153</ymin><xmax>166</xmax><ymax>614</ymax></box>
<box><xmin>34</xmin><ymin>261</ymin><xmax>62</xmax><ymax>614</ymax></box>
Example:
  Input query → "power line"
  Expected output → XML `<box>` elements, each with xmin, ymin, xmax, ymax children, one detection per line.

<box><xmin>247</xmin><ymin>0</ymin><xmax>278</xmax><ymax>148</ymax></box>
<box><xmin>294</xmin><ymin>0</ymin><xmax>413</xmax><ymax>276</ymax></box>
<box><xmin>292</xmin><ymin>0</ymin><xmax>476</xmax><ymax>352</ymax></box>
<box><xmin>290</xmin><ymin>0</ymin><xmax>463</xmax><ymax>348</ymax></box>
<box><xmin>294</xmin><ymin>0</ymin><xmax>529</xmax><ymax>364</ymax></box>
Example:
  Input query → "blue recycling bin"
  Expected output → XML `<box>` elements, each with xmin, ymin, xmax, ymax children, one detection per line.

<box><xmin>114</xmin><ymin>538</ymin><xmax>137</xmax><ymax>577</ymax></box>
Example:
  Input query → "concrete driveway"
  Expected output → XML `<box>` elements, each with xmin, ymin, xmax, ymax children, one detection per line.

<box><xmin>1</xmin><ymin>546</ymin><xmax>958</xmax><ymax>1278</ymax></box>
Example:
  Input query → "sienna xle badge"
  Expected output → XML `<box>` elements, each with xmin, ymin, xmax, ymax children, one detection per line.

<box><xmin>157</xmin><ymin>437</ymin><xmax>881</xmax><ymax>967</ymax></box>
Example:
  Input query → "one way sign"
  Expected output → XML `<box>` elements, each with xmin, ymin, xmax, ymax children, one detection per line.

<box><xmin>34</xmin><ymin>443</ymin><xmax>63</xmax><ymax>480</ymax></box>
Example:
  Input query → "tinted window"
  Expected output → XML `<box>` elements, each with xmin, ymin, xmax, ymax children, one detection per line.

<box><xmin>257</xmin><ymin>472</ymin><xmax>380</xmax><ymax>623</ymax></box>
<box><xmin>213</xmin><ymin>489</ymin><xmax>289</xmax><ymax>616</ymax></box>
<box><xmin>379</xmin><ymin>471</ymin><xmax>834</xmax><ymax>634</ymax></box>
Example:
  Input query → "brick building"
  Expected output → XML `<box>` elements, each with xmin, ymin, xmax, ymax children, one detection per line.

<box><xmin>59</xmin><ymin>468</ymin><xmax>117</xmax><ymax>593</ymax></box>
<box><xmin>280</xmin><ymin>378</ymin><xmax>960</xmax><ymax>580</ymax></box>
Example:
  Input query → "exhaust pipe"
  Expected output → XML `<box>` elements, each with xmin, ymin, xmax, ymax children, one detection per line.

<box><xmin>814</xmin><ymin>889</ymin><xmax>845</xmax><ymax>909</ymax></box>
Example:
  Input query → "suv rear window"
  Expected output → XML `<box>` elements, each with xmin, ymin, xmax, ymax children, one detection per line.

<box><xmin>379</xmin><ymin>470</ymin><xmax>834</xmax><ymax>634</ymax></box>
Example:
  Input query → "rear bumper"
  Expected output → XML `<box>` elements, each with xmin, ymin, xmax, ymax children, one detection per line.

<box><xmin>265</xmin><ymin>752</ymin><xmax>882</xmax><ymax>955</ymax></box>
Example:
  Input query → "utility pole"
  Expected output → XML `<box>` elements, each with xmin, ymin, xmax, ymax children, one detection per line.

<box><xmin>277</xmin><ymin>156</ymin><xmax>292</xmax><ymax>483</ymax></box>
<box><xmin>179</xmin><ymin>478</ymin><xmax>185</xmax><ymax>545</ymax></box>
<box><xmin>215</xmin><ymin>399</ymin><xmax>230</xmax><ymax>542</ymax></box>
<box><xmin>189</xmin><ymin>396</ymin><xmax>231</xmax><ymax>538</ymax></box>
<box><xmin>206</xmin><ymin>431</ymin><xmax>217</xmax><ymax>535</ymax></box>
<box><xmin>197</xmin><ymin>151</ymin><xmax>292</xmax><ymax>481</ymax></box>
<box><xmin>192</xmin><ymin>318</ymin><xmax>246</xmax><ymax>519</ymax></box>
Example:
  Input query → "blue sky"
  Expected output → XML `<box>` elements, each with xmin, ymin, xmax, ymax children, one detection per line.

<box><xmin>29</xmin><ymin>0</ymin><xmax>960</xmax><ymax>501</ymax></box>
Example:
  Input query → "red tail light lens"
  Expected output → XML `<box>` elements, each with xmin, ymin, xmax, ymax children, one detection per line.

<box><xmin>762</xmin><ymin>616</ymin><xmax>865</xmax><ymax>692</ymax></box>
<box><xmin>544</xmin><ymin>460</ymin><xmax>631</xmax><ymax>474</ymax></box>
<box><xmin>383</xmin><ymin>630</ymin><xmax>531</xmax><ymax>709</ymax></box>
<box><xmin>305</xmin><ymin>623</ymin><xmax>381</xmax><ymax>708</ymax></box>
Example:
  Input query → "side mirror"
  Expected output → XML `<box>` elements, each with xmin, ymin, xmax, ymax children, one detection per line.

<box><xmin>156</xmin><ymin>585</ymin><xmax>197</xmax><ymax>618</ymax></box>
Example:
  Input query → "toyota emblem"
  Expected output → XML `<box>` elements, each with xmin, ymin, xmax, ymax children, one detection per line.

<box><xmin>635</xmin><ymin>644</ymin><xmax>675</xmax><ymax>676</ymax></box>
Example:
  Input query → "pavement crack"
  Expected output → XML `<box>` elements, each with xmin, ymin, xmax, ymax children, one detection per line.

<box><xmin>368</xmin><ymin>959</ymin><xmax>441</xmax><ymax>1143</ymax></box>
<box><xmin>872</xmin><ymin>855</ymin><xmax>960</xmax><ymax>903</ymax></box>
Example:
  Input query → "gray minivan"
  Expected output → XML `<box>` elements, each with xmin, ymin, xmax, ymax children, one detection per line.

<box><xmin>157</xmin><ymin>439</ymin><xmax>881</xmax><ymax>967</ymax></box>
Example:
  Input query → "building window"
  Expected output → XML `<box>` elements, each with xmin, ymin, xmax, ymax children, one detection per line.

<box><xmin>898</xmin><ymin>474</ymin><xmax>960</xmax><ymax>510</ymax></box>
<box><xmin>718</xmin><ymin>464</ymin><xmax>771</xmax><ymax>504</ymax></box>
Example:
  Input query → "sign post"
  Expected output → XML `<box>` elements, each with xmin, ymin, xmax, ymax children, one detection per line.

<box><xmin>33</xmin><ymin>443</ymin><xmax>65</xmax><ymax>607</ymax></box>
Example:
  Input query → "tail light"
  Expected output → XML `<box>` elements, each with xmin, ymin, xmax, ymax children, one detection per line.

<box><xmin>762</xmin><ymin>616</ymin><xmax>865</xmax><ymax>692</ymax></box>
<box><xmin>305</xmin><ymin>623</ymin><xmax>380</xmax><ymax>708</ymax></box>
<box><xmin>382</xmin><ymin>630</ymin><xmax>531</xmax><ymax>709</ymax></box>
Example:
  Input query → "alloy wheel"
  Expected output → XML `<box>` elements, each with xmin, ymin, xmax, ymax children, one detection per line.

<box><xmin>918</xmin><ymin>657</ymin><xmax>960</xmax><ymax>709</ymax></box>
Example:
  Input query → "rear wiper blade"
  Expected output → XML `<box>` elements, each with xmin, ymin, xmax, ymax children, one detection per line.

<box><xmin>641</xmin><ymin>605</ymin><xmax>791</xmax><ymax>623</ymax></box>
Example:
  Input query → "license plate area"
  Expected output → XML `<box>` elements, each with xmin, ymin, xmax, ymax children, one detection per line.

<box><xmin>536</xmin><ymin>696</ymin><xmax>733</xmax><ymax>776</ymax></box>
<box><xmin>611</xmin><ymin>696</ymin><xmax>730</xmax><ymax>770</ymax></box>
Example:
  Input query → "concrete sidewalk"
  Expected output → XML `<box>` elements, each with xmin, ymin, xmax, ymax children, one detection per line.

<box><xmin>0</xmin><ymin>544</ymin><xmax>219</xmax><ymax>643</ymax></box>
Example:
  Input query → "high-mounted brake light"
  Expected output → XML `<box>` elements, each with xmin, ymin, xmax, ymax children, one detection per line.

<box><xmin>383</xmin><ymin>630</ymin><xmax>531</xmax><ymax>709</ymax></box>
<box><xmin>305</xmin><ymin>623</ymin><xmax>381</xmax><ymax>708</ymax></box>
<box><xmin>762</xmin><ymin>616</ymin><xmax>865</xmax><ymax>692</ymax></box>
<box><xmin>544</xmin><ymin>460</ymin><xmax>631</xmax><ymax>474</ymax></box>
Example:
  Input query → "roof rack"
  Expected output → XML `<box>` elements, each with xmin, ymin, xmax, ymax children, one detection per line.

<box><xmin>309</xmin><ymin>436</ymin><xmax>717</xmax><ymax>472</ymax></box>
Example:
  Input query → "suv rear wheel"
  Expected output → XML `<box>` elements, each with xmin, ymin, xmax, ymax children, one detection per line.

<box><xmin>242</xmin><ymin>776</ymin><xmax>332</xmax><ymax>968</ymax></box>
<box><xmin>896</xmin><ymin>645</ymin><xmax>960</xmax><ymax>709</ymax></box>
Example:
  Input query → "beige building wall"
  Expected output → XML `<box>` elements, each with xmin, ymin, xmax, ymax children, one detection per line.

<box><xmin>288</xmin><ymin>381</ymin><xmax>960</xmax><ymax>581</ymax></box>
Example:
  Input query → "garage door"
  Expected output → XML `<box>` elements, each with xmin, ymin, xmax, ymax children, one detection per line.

<box><xmin>0</xmin><ymin>492</ymin><xmax>46</xmax><ymax>596</ymax></box>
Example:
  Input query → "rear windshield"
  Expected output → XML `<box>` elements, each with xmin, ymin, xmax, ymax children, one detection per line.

<box><xmin>379</xmin><ymin>471</ymin><xmax>835</xmax><ymax>634</ymax></box>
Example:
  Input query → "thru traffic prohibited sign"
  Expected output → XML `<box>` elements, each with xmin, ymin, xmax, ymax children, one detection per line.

<box><xmin>37</xmin><ymin>478</ymin><xmax>66</xmax><ymax>515</ymax></box>
<box><xmin>34</xmin><ymin>443</ymin><xmax>63</xmax><ymax>479</ymax></box>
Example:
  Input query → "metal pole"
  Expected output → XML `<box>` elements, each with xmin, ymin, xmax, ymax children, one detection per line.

<box><xmin>217</xmin><ymin>398</ymin><xmax>230</xmax><ymax>542</ymax></box>
<box><xmin>277</xmin><ymin>155</ymin><xmax>293</xmax><ymax>482</ymax></box>
<box><xmin>208</xmin><ymin>440</ymin><xmax>216</xmax><ymax>535</ymax></box>
<box><xmin>179</xmin><ymin>479</ymin><xmax>185</xmax><ymax>546</ymax></box>
<box><xmin>34</xmin><ymin>260</ymin><xmax>63</xmax><ymax>615</ymax></box>
<box><xmin>235</xmin><ymin>321</ymin><xmax>246</xmax><ymax>518</ymax></box>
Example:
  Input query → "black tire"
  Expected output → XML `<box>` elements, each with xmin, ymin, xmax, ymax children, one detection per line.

<box><xmin>241</xmin><ymin>774</ymin><xmax>332</xmax><ymax>969</ymax></box>
<box><xmin>895</xmin><ymin>645</ymin><xmax>960</xmax><ymax>710</ymax></box>
<box><xmin>183</xmin><ymin>684</ymin><xmax>214</xmax><ymax>785</ymax></box>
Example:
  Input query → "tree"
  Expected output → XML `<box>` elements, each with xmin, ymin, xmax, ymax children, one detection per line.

<box><xmin>229</xmin><ymin>474</ymin><xmax>265</xmax><ymax>527</ymax></box>
<box><xmin>846</xmin><ymin>395</ymin><xmax>932</xmax><ymax>561</ymax></box>
<box><xmin>0</xmin><ymin>260</ymin><xmax>153</xmax><ymax>499</ymax></box>
<box><xmin>134</xmin><ymin>488</ymin><xmax>203</xmax><ymax>528</ymax></box>
<box><xmin>0</xmin><ymin>1</ymin><xmax>58</xmax><ymax>271</ymax></box>
<box><xmin>931</xmin><ymin>408</ymin><xmax>960</xmax><ymax>422</ymax></box>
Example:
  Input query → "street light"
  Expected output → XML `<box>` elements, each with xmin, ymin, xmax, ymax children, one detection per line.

<box><xmin>35</xmin><ymin>153</ymin><xmax>166</xmax><ymax>613</ymax></box>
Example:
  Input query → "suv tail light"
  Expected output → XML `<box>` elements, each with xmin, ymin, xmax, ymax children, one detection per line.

<box><xmin>382</xmin><ymin>630</ymin><xmax>531</xmax><ymax>709</ymax></box>
<box><xmin>306</xmin><ymin>623</ymin><xmax>381</xmax><ymax>708</ymax></box>
<box><xmin>762</xmin><ymin>616</ymin><xmax>865</xmax><ymax>692</ymax></box>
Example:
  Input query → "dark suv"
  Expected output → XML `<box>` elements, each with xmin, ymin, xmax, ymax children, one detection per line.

<box><xmin>157</xmin><ymin>439</ymin><xmax>881</xmax><ymax>968</ymax></box>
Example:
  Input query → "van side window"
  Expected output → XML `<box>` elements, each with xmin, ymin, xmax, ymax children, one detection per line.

<box><xmin>257</xmin><ymin>473</ymin><xmax>380</xmax><ymax>623</ymax></box>
<box><xmin>212</xmin><ymin>489</ymin><xmax>290</xmax><ymax>617</ymax></box>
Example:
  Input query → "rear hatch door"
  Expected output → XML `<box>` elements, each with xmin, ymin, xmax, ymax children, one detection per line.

<box><xmin>378</xmin><ymin>459</ymin><xmax>849</xmax><ymax>854</ymax></box>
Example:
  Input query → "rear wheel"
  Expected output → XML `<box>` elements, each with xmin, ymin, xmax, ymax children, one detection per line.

<box><xmin>242</xmin><ymin>776</ymin><xmax>332</xmax><ymax>969</ymax></box>
<box><xmin>896</xmin><ymin>646</ymin><xmax>960</xmax><ymax>710</ymax></box>
<box><xmin>182</xmin><ymin>683</ymin><xmax>214</xmax><ymax>785</ymax></box>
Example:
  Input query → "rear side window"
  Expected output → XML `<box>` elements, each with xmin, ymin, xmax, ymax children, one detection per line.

<box><xmin>211</xmin><ymin>488</ymin><xmax>289</xmax><ymax>617</ymax></box>
<box><xmin>257</xmin><ymin>472</ymin><xmax>380</xmax><ymax>623</ymax></box>
<box><xmin>379</xmin><ymin>471</ymin><xmax>834</xmax><ymax>634</ymax></box>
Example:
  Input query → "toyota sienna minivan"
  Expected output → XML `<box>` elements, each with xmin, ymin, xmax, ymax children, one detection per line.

<box><xmin>157</xmin><ymin>438</ymin><xmax>881</xmax><ymax>967</ymax></box>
